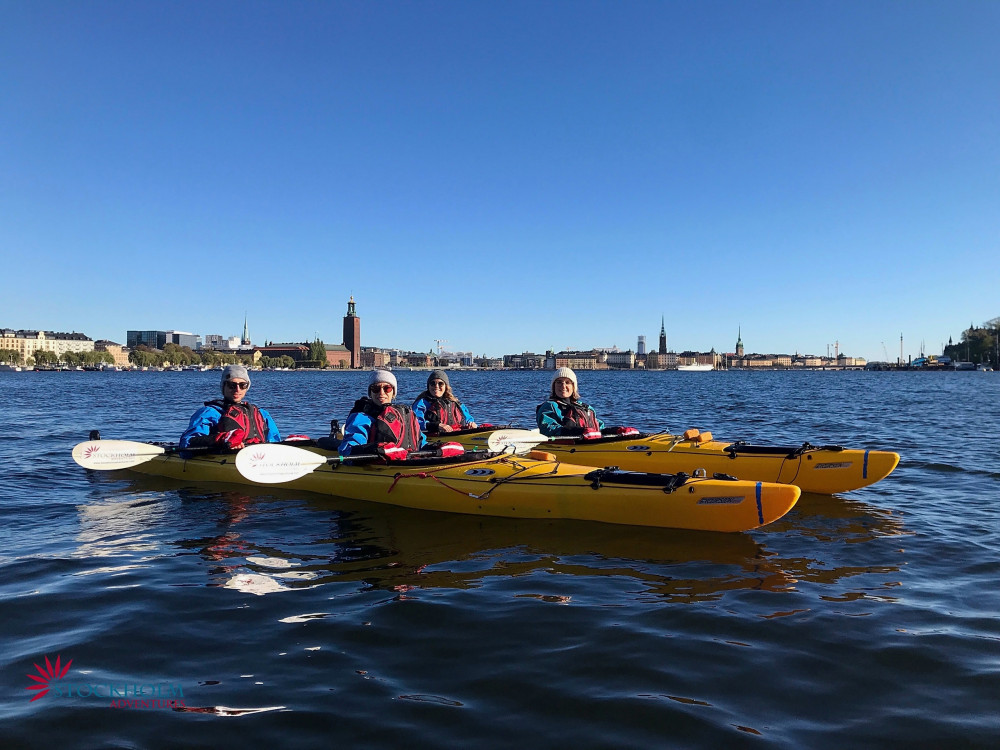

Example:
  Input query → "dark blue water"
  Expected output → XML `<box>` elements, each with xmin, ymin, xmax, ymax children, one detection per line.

<box><xmin>2</xmin><ymin>370</ymin><xmax>998</xmax><ymax>748</ymax></box>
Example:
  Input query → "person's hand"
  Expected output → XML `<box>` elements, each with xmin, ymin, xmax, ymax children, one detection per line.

<box><xmin>439</xmin><ymin>424</ymin><xmax>454</xmax><ymax>433</ymax></box>
<box><xmin>466</xmin><ymin>422</ymin><xmax>478</xmax><ymax>429</ymax></box>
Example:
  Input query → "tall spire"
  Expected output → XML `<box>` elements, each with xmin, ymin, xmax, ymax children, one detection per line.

<box><xmin>241</xmin><ymin>314</ymin><xmax>250</xmax><ymax>346</ymax></box>
<box><xmin>658</xmin><ymin>315</ymin><xmax>667</xmax><ymax>355</ymax></box>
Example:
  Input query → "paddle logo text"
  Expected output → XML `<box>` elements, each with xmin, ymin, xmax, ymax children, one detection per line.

<box><xmin>26</xmin><ymin>654</ymin><xmax>186</xmax><ymax>709</ymax></box>
<box><xmin>83</xmin><ymin>445</ymin><xmax>138</xmax><ymax>464</ymax></box>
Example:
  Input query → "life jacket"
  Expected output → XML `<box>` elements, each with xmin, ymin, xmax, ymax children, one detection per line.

<box><xmin>205</xmin><ymin>399</ymin><xmax>269</xmax><ymax>448</ymax></box>
<box><xmin>351</xmin><ymin>398</ymin><xmax>423</xmax><ymax>451</ymax></box>
<box><xmin>555</xmin><ymin>399</ymin><xmax>603</xmax><ymax>440</ymax></box>
<box><xmin>420</xmin><ymin>394</ymin><xmax>465</xmax><ymax>434</ymax></box>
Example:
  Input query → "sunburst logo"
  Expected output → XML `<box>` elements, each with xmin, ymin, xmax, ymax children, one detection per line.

<box><xmin>84</xmin><ymin>445</ymin><xmax>100</xmax><ymax>458</ymax></box>
<box><xmin>251</xmin><ymin>451</ymin><xmax>266</xmax><ymax>466</ymax></box>
<box><xmin>26</xmin><ymin>654</ymin><xmax>72</xmax><ymax>701</ymax></box>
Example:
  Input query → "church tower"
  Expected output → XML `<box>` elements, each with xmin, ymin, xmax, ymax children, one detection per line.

<box><xmin>736</xmin><ymin>327</ymin><xmax>744</xmax><ymax>358</ymax></box>
<box><xmin>241</xmin><ymin>315</ymin><xmax>251</xmax><ymax>346</ymax></box>
<box><xmin>658</xmin><ymin>316</ymin><xmax>667</xmax><ymax>355</ymax></box>
<box><xmin>343</xmin><ymin>296</ymin><xmax>360</xmax><ymax>368</ymax></box>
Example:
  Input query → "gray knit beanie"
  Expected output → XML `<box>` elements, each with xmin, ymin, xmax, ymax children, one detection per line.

<box><xmin>428</xmin><ymin>369</ymin><xmax>450</xmax><ymax>389</ymax></box>
<box><xmin>221</xmin><ymin>364</ymin><xmax>251</xmax><ymax>392</ymax></box>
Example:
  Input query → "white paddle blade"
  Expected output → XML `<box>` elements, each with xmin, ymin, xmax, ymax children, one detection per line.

<box><xmin>486</xmin><ymin>429</ymin><xmax>547</xmax><ymax>454</ymax></box>
<box><xmin>235</xmin><ymin>443</ymin><xmax>326</xmax><ymax>484</ymax></box>
<box><xmin>72</xmin><ymin>440</ymin><xmax>166</xmax><ymax>470</ymax></box>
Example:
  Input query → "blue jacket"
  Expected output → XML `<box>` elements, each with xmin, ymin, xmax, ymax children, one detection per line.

<box><xmin>339</xmin><ymin>400</ymin><xmax>427</xmax><ymax>457</ymax></box>
<box><xmin>536</xmin><ymin>399</ymin><xmax>605</xmax><ymax>438</ymax></box>
<box><xmin>179</xmin><ymin>401</ymin><xmax>282</xmax><ymax>448</ymax></box>
<box><xmin>412</xmin><ymin>395</ymin><xmax>475</xmax><ymax>433</ymax></box>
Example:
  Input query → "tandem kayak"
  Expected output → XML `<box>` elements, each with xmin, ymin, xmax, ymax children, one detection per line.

<box><xmin>455</xmin><ymin>428</ymin><xmax>900</xmax><ymax>495</ymax></box>
<box><xmin>72</xmin><ymin>439</ymin><xmax>800</xmax><ymax>533</ymax></box>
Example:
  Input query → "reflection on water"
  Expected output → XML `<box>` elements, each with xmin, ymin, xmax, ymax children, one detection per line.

<box><xmin>70</xmin><ymin>472</ymin><xmax>909</xmax><ymax>605</ymax></box>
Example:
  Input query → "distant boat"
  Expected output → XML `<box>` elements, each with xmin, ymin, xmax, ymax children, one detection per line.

<box><xmin>0</xmin><ymin>364</ymin><xmax>23</xmax><ymax>372</ymax></box>
<box><xmin>677</xmin><ymin>364</ymin><xmax>714</xmax><ymax>372</ymax></box>
<box><xmin>954</xmin><ymin>362</ymin><xmax>976</xmax><ymax>371</ymax></box>
<box><xmin>976</xmin><ymin>363</ymin><xmax>994</xmax><ymax>372</ymax></box>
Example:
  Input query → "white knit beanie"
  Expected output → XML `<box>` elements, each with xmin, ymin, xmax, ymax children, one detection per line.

<box><xmin>552</xmin><ymin>367</ymin><xmax>577</xmax><ymax>389</ymax></box>
<box><xmin>369</xmin><ymin>368</ymin><xmax>397</xmax><ymax>392</ymax></box>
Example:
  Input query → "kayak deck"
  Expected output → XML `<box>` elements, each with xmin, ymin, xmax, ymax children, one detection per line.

<box><xmin>126</xmin><ymin>447</ymin><xmax>800</xmax><ymax>533</ymax></box>
<box><xmin>457</xmin><ymin>429</ymin><xmax>899</xmax><ymax>494</ymax></box>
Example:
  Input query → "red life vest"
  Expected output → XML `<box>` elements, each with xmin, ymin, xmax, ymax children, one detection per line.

<box><xmin>354</xmin><ymin>399</ymin><xmax>423</xmax><ymax>452</ymax></box>
<box><xmin>206</xmin><ymin>400</ymin><xmax>269</xmax><ymax>448</ymax></box>
<box><xmin>557</xmin><ymin>399</ymin><xmax>603</xmax><ymax>440</ymax></box>
<box><xmin>421</xmin><ymin>395</ymin><xmax>465</xmax><ymax>434</ymax></box>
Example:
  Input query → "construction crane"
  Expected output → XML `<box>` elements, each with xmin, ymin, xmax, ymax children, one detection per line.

<box><xmin>881</xmin><ymin>342</ymin><xmax>889</xmax><ymax>362</ymax></box>
<box><xmin>433</xmin><ymin>339</ymin><xmax>449</xmax><ymax>355</ymax></box>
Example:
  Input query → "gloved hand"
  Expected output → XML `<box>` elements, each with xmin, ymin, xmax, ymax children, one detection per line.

<box><xmin>378</xmin><ymin>446</ymin><xmax>409</xmax><ymax>461</ymax></box>
<box><xmin>437</xmin><ymin>442</ymin><xmax>464</xmax><ymax>458</ymax></box>
<box><xmin>614</xmin><ymin>426</ymin><xmax>640</xmax><ymax>436</ymax></box>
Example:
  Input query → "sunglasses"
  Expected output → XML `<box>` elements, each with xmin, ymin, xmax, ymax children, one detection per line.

<box><xmin>429</xmin><ymin>380</ymin><xmax>445</xmax><ymax>387</ymax></box>
<box><xmin>370</xmin><ymin>384</ymin><xmax>394</xmax><ymax>394</ymax></box>
<box><xmin>225</xmin><ymin>380</ymin><xmax>250</xmax><ymax>391</ymax></box>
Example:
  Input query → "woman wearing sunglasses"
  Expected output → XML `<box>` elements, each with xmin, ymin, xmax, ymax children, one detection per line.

<box><xmin>179</xmin><ymin>364</ymin><xmax>282</xmax><ymax>449</ymax></box>
<box><xmin>411</xmin><ymin>369</ymin><xmax>478</xmax><ymax>436</ymax></box>
<box><xmin>338</xmin><ymin>369</ymin><xmax>428</xmax><ymax>460</ymax></box>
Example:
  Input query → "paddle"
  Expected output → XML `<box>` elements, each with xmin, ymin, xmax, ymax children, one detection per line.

<box><xmin>486</xmin><ymin>427</ymin><xmax>656</xmax><ymax>454</ymax></box>
<box><xmin>486</xmin><ymin>429</ymin><xmax>550</xmax><ymax>454</ymax></box>
<box><xmin>234</xmin><ymin>443</ymin><xmax>444</xmax><ymax>484</ymax></box>
<box><xmin>72</xmin><ymin>439</ymin><xmax>169</xmax><ymax>470</ymax></box>
<box><xmin>70</xmin><ymin>439</ymin><xmax>220</xmax><ymax>470</ymax></box>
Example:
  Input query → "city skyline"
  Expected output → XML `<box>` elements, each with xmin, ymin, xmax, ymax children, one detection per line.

<box><xmin>6</xmin><ymin>308</ymin><xmax>987</xmax><ymax>363</ymax></box>
<box><xmin>3</xmin><ymin>4</ymin><xmax>997</xmax><ymax>362</ymax></box>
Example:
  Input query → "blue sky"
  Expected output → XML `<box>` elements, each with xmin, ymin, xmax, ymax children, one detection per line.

<box><xmin>2</xmin><ymin>1</ymin><xmax>997</xmax><ymax>361</ymax></box>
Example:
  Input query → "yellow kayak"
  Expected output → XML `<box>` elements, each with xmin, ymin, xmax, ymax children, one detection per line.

<box><xmin>456</xmin><ymin>427</ymin><xmax>900</xmax><ymax>495</ymax></box>
<box><xmin>76</xmin><ymin>440</ymin><xmax>800</xmax><ymax>533</ymax></box>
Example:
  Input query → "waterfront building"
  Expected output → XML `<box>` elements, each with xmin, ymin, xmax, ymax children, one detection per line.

<box><xmin>343</xmin><ymin>297</ymin><xmax>361</xmax><ymax>368</ymax></box>
<box><xmin>360</xmin><ymin>347</ymin><xmax>390</xmax><ymax>369</ymax></box>
<box><xmin>325</xmin><ymin>343</ymin><xmax>351</xmax><ymax>368</ymax></box>
<box><xmin>736</xmin><ymin>328</ymin><xmax>744</xmax><ymax>358</ymax></box>
<box><xmin>553</xmin><ymin>350</ymin><xmax>607</xmax><ymax>370</ymax></box>
<box><xmin>637</xmin><ymin>335</ymin><xmax>646</xmax><ymax>356</ymax></box>
<box><xmin>94</xmin><ymin>340</ymin><xmax>130</xmax><ymax>367</ymax></box>
<box><xmin>605</xmin><ymin>350</ymin><xmax>636</xmax><ymax>369</ymax></box>
<box><xmin>503</xmin><ymin>352</ymin><xmax>545</xmax><ymax>369</ymax></box>
<box><xmin>678</xmin><ymin>350</ymin><xmax>722</xmax><ymax>368</ymax></box>
<box><xmin>644</xmin><ymin>350</ymin><xmax>678</xmax><ymax>369</ymax></box>
<box><xmin>1</xmin><ymin>329</ymin><xmax>94</xmax><ymax>362</ymax></box>
<box><xmin>255</xmin><ymin>344</ymin><xmax>309</xmax><ymax>363</ymax></box>
<box><xmin>658</xmin><ymin>317</ymin><xmax>667</xmax><ymax>355</ymax></box>
<box><xmin>404</xmin><ymin>352</ymin><xmax>435</xmax><ymax>368</ymax></box>
<box><xmin>165</xmin><ymin>331</ymin><xmax>201</xmax><ymax>349</ymax></box>
<box><xmin>127</xmin><ymin>330</ymin><xmax>168</xmax><ymax>349</ymax></box>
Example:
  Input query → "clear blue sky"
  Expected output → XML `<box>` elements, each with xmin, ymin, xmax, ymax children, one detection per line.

<box><xmin>2</xmin><ymin>1</ymin><xmax>997</xmax><ymax>361</ymax></box>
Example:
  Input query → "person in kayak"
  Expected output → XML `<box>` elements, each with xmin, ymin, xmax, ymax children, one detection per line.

<box><xmin>536</xmin><ymin>367</ymin><xmax>605</xmax><ymax>439</ymax></box>
<box><xmin>536</xmin><ymin>367</ymin><xmax>640</xmax><ymax>440</ymax></box>
<box><xmin>339</xmin><ymin>369</ymin><xmax>434</xmax><ymax>460</ymax></box>
<box><xmin>412</xmin><ymin>369</ymin><xmax>478</xmax><ymax>436</ymax></box>
<box><xmin>179</xmin><ymin>364</ymin><xmax>281</xmax><ymax>449</ymax></box>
